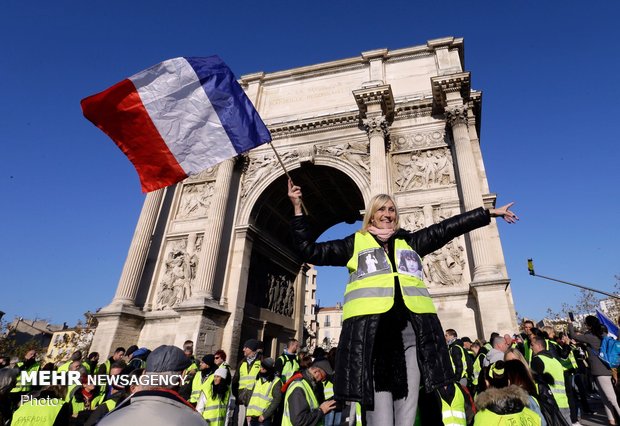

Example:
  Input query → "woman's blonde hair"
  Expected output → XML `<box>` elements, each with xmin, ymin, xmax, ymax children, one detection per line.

<box><xmin>361</xmin><ymin>194</ymin><xmax>399</xmax><ymax>233</ymax></box>
<box><xmin>504</xmin><ymin>347</ymin><xmax>528</xmax><ymax>368</ymax></box>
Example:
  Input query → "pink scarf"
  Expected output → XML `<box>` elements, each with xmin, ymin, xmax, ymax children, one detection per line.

<box><xmin>367</xmin><ymin>226</ymin><xmax>395</xmax><ymax>242</ymax></box>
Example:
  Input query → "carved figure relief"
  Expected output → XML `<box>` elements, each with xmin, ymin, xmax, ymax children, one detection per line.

<box><xmin>392</xmin><ymin>130</ymin><xmax>445</xmax><ymax>152</ymax></box>
<box><xmin>316</xmin><ymin>141</ymin><xmax>370</xmax><ymax>175</ymax></box>
<box><xmin>155</xmin><ymin>234</ymin><xmax>202</xmax><ymax>310</ymax></box>
<box><xmin>393</xmin><ymin>147</ymin><xmax>455</xmax><ymax>192</ymax></box>
<box><xmin>400</xmin><ymin>210</ymin><xmax>426</xmax><ymax>231</ymax></box>
<box><xmin>176</xmin><ymin>182</ymin><xmax>215</xmax><ymax>219</ymax></box>
<box><xmin>241</xmin><ymin>150</ymin><xmax>299</xmax><ymax>200</ymax></box>
<box><xmin>422</xmin><ymin>239</ymin><xmax>466</xmax><ymax>287</ymax></box>
<box><xmin>266</xmin><ymin>274</ymin><xmax>295</xmax><ymax>317</ymax></box>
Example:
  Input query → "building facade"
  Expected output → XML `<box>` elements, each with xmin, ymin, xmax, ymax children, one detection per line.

<box><xmin>90</xmin><ymin>37</ymin><xmax>517</xmax><ymax>363</ymax></box>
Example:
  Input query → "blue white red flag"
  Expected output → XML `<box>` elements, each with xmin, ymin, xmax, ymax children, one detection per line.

<box><xmin>81</xmin><ymin>56</ymin><xmax>271</xmax><ymax>192</ymax></box>
<box><xmin>596</xmin><ymin>309</ymin><xmax>619</xmax><ymax>339</ymax></box>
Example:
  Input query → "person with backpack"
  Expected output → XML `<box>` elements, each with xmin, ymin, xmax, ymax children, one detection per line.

<box><xmin>569</xmin><ymin>315</ymin><xmax>620</xmax><ymax>425</ymax></box>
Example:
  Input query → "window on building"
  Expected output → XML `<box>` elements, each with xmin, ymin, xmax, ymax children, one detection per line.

<box><xmin>324</xmin><ymin>315</ymin><xmax>330</xmax><ymax>327</ymax></box>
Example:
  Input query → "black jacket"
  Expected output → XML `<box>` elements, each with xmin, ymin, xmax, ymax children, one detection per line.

<box><xmin>291</xmin><ymin>207</ymin><xmax>491</xmax><ymax>407</ymax></box>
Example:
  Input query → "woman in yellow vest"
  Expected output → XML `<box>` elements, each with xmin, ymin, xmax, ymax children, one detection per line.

<box><xmin>196</xmin><ymin>367</ymin><xmax>230</xmax><ymax>425</ymax></box>
<box><xmin>288</xmin><ymin>180</ymin><xmax>518</xmax><ymax>425</ymax></box>
<box><xmin>474</xmin><ymin>361</ymin><xmax>543</xmax><ymax>425</ymax></box>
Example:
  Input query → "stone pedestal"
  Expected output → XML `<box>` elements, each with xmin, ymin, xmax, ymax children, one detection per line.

<box><xmin>89</xmin><ymin>305</ymin><xmax>144</xmax><ymax>358</ymax></box>
<box><xmin>471</xmin><ymin>280</ymin><xmax>518</xmax><ymax>337</ymax></box>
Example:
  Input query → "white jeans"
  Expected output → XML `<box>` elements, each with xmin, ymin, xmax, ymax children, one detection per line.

<box><xmin>365</xmin><ymin>321</ymin><xmax>420</xmax><ymax>426</ymax></box>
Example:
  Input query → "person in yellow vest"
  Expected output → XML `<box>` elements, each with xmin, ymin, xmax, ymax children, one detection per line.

<box><xmin>518</xmin><ymin>320</ymin><xmax>535</xmax><ymax>363</ymax></box>
<box><xmin>531</xmin><ymin>336</ymin><xmax>571</xmax><ymax>425</ymax></box>
<box><xmin>189</xmin><ymin>354</ymin><xmax>215</xmax><ymax>405</ymax></box>
<box><xmin>470</xmin><ymin>342</ymin><xmax>485</xmax><ymax>394</ymax></box>
<box><xmin>197</xmin><ymin>366</ymin><xmax>230</xmax><ymax>425</ymax></box>
<box><xmin>9</xmin><ymin>349</ymin><xmax>41</xmax><ymax>411</ymax></box>
<box><xmin>445</xmin><ymin>329</ymin><xmax>472</xmax><ymax>387</ymax></box>
<box><xmin>10</xmin><ymin>385</ymin><xmax>72</xmax><ymax>426</ymax></box>
<box><xmin>67</xmin><ymin>365</ymin><xmax>102</xmax><ymax>423</ymax></box>
<box><xmin>275</xmin><ymin>338</ymin><xmax>300</xmax><ymax>384</ymax></box>
<box><xmin>288</xmin><ymin>182</ymin><xmax>519</xmax><ymax>425</ymax></box>
<box><xmin>232</xmin><ymin>338</ymin><xmax>263</xmax><ymax>426</ymax></box>
<box><xmin>84</xmin><ymin>362</ymin><xmax>129</xmax><ymax>426</ymax></box>
<box><xmin>416</xmin><ymin>381</ymin><xmax>474</xmax><ymax>425</ymax></box>
<box><xmin>1</xmin><ymin>367</ymin><xmax>19</xmax><ymax>425</ymax></box>
<box><xmin>83</xmin><ymin>352</ymin><xmax>99</xmax><ymax>375</ymax></box>
<box><xmin>57</xmin><ymin>350</ymin><xmax>83</xmax><ymax>372</ymax></box>
<box><xmin>97</xmin><ymin>347</ymin><xmax>125</xmax><ymax>376</ymax></box>
<box><xmin>246</xmin><ymin>357</ymin><xmax>282</xmax><ymax>425</ymax></box>
<box><xmin>474</xmin><ymin>384</ymin><xmax>542</xmax><ymax>425</ymax></box>
<box><xmin>282</xmin><ymin>358</ymin><xmax>336</xmax><ymax>426</ymax></box>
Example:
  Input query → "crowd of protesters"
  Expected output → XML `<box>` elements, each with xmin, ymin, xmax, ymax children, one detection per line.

<box><xmin>2</xmin><ymin>316</ymin><xmax>620</xmax><ymax>426</ymax></box>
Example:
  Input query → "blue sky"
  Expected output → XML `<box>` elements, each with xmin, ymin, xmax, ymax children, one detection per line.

<box><xmin>1</xmin><ymin>1</ymin><xmax>619</xmax><ymax>329</ymax></box>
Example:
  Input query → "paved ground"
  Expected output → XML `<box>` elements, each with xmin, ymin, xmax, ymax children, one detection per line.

<box><xmin>575</xmin><ymin>394</ymin><xmax>616</xmax><ymax>426</ymax></box>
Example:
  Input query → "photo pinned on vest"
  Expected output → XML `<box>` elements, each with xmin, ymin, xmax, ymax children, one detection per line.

<box><xmin>357</xmin><ymin>248</ymin><xmax>390</xmax><ymax>278</ymax></box>
<box><xmin>396</xmin><ymin>249</ymin><xmax>423</xmax><ymax>279</ymax></box>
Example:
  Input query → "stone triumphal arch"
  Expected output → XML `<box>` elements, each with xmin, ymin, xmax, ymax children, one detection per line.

<box><xmin>90</xmin><ymin>37</ymin><xmax>518</xmax><ymax>364</ymax></box>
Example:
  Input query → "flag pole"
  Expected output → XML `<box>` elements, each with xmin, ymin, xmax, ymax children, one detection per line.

<box><xmin>268</xmin><ymin>142</ymin><xmax>309</xmax><ymax>215</ymax></box>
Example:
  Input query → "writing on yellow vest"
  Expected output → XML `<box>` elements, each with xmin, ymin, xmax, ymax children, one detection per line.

<box><xmin>474</xmin><ymin>407</ymin><xmax>541</xmax><ymax>425</ymax></box>
<box><xmin>10</xmin><ymin>399</ymin><xmax>65</xmax><ymax>426</ymax></box>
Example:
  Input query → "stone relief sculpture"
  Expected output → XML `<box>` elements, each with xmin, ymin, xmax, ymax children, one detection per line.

<box><xmin>155</xmin><ymin>235</ymin><xmax>201</xmax><ymax>310</ymax></box>
<box><xmin>316</xmin><ymin>141</ymin><xmax>370</xmax><ymax>175</ymax></box>
<box><xmin>393</xmin><ymin>147</ymin><xmax>456</xmax><ymax>191</ymax></box>
<box><xmin>176</xmin><ymin>182</ymin><xmax>215</xmax><ymax>219</ymax></box>
<box><xmin>266</xmin><ymin>274</ymin><xmax>295</xmax><ymax>317</ymax></box>
<box><xmin>400</xmin><ymin>210</ymin><xmax>426</xmax><ymax>231</ymax></box>
<box><xmin>422</xmin><ymin>239</ymin><xmax>466</xmax><ymax>287</ymax></box>
<box><xmin>241</xmin><ymin>150</ymin><xmax>299</xmax><ymax>200</ymax></box>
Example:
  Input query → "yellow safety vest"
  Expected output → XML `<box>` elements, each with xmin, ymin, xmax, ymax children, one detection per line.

<box><xmin>239</xmin><ymin>360</ymin><xmax>261</xmax><ymax>391</ymax></box>
<box><xmin>344</xmin><ymin>233</ymin><xmax>436</xmax><ymax>321</ymax></box>
<box><xmin>474</xmin><ymin>407</ymin><xmax>541</xmax><ymax>425</ymax></box>
<box><xmin>536</xmin><ymin>353</ymin><xmax>569</xmax><ymax>409</ymax></box>
<box><xmin>57</xmin><ymin>361</ymin><xmax>71</xmax><ymax>372</ymax></box>
<box><xmin>10</xmin><ymin>399</ymin><xmax>64</xmax><ymax>426</ymax></box>
<box><xmin>10</xmin><ymin>361</ymin><xmax>40</xmax><ymax>393</ymax></box>
<box><xmin>200</xmin><ymin>375</ymin><xmax>229</xmax><ymax>426</ymax></box>
<box><xmin>246</xmin><ymin>377</ymin><xmax>278</xmax><ymax>417</ymax></box>
<box><xmin>278</xmin><ymin>354</ymin><xmax>300</xmax><ymax>383</ymax></box>
<box><xmin>190</xmin><ymin>371</ymin><xmax>211</xmax><ymax>404</ymax></box>
<box><xmin>439</xmin><ymin>384</ymin><xmax>467</xmax><ymax>426</ymax></box>
<box><xmin>324</xmin><ymin>379</ymin><xmax>334</xmax><ymax>399</ymax></box>
<box><xmin>90</xmin><ymin>393</ymin><xmax>119</xmax><ymax>412</ymax></box>
<box><xmin>282</xmin><ymin>379</ymin><xmax>320</xmax><ymax>426</ymax></box>
<box><xmin>472</xmin><ymin>354</ymin><xmax>483</xmax><ymax>386</ymax></box>
<box><xmin>354</xmin><ymin>402</ymin><xmax>362</xmax><ymax>426</ymax></box>
<box><xmin>449</xmin><ymin>344</ymin><xmax>468</xmax><ymax>380</ymax></box>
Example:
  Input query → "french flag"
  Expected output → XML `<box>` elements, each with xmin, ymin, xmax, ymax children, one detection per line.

<box><xmin>81</xmin><ymin>56</ymin><xmax>271</xmax><ymax>192</ymax></box>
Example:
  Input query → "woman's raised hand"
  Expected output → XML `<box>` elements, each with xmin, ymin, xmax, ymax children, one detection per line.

<box><xmin>489</xmin><ymin>202</ymin><xmax>519</xmax><ymax>224</ymax></box>
<box><xmin>288</xmin><ymin>179</ymin><xmax>303</xmax><ymax>215</ymax></box>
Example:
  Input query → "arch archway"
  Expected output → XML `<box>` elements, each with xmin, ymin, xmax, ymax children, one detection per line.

<box><xmin>237</xmin><ymin>164</ymin><xmax>364</xmax><ymax>357</ymax></box>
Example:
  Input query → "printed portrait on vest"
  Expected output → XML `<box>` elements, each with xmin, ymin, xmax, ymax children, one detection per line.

<box><xmin>356</xmin><ymin>248</ymin><xmax>390</xmax><ymax>277</ymax></box>
<box><xmin>396</xmin><ymin>249</ymin><xmax>423</xmax><ymax>279</ymax></box>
